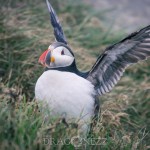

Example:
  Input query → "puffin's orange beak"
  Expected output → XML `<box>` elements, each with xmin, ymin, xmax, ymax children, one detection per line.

<box><xmin>39</xmin><ymin>50</ymin><xmax>48</xmax><ymax>66</ymax></box>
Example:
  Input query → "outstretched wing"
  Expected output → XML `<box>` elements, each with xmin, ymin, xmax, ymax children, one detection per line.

<box><xmin>46</xmin><ymin>0</ymin><xmax>67</xmax><ymax>44</ymax></box>
<box><xmin>87</xmin><ymin>25</ymin><xmax>150</xmax><ymax>96</ymax></box>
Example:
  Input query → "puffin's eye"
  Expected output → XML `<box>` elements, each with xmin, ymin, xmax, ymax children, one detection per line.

<box><xmin>61</xmin><ymin>50</ymin><xmax>65</xmax><ymax>55</ymax></box>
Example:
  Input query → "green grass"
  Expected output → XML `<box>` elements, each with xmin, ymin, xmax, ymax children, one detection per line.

<box><xmin>0</xmin><ymin>0</ymin><xmax>150</xmax><ymax>149</ymax></box>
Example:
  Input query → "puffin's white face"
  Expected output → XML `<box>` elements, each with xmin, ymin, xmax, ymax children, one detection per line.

<box><xmin>39</xmin><ymin>45</ymin><xmax>74</xmax><ymax>68</ymax></box>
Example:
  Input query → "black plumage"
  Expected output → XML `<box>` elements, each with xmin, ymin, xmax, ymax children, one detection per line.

<box><xmin>46</xmin><ymin>0</ymin><xmax>67</xmax><ymax>44</ymax></box>
<box><xmin>87</xmin><ymin>25</ymin><xmax>150</xmax><ymax>95</ymax></box>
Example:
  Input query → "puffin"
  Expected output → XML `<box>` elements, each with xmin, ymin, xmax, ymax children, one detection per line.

<box><xmin>35</xmin><ymin>0</ymin><xmax>150</xmax><ymax>135</ymax></box>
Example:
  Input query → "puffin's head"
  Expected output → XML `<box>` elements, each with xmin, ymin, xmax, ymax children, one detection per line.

<box><xmin>39</xmin><ymin>42</ymin><xmax>75</xmax><ymax>68</ymax></box>
<box><xmin>39</xmin><ymin>1</ymin><xmax>75</xmax><ymax>69</ymax></box>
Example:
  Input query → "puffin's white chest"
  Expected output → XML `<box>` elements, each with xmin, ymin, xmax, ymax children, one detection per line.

<box><xmin>35</xmin><ymin>70</ymin><xmax>95</xmax><ymax>123</ymax></box>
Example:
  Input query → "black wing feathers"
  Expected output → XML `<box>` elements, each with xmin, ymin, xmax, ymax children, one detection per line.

<box><xmin>46</xmin><ymin>0</ymin><xmax>67</xmax><ymax>44</ymax></box>
<box><xmin>87</xmin><ymin>25</ymin><xmax>150</xmax><ymax>95</ymax></box>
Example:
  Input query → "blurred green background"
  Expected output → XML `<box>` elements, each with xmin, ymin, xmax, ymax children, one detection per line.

<box><xmin>0</xmin><ymin>0</ymin><xmax>150</xmax><ymax>149</ymax></box>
